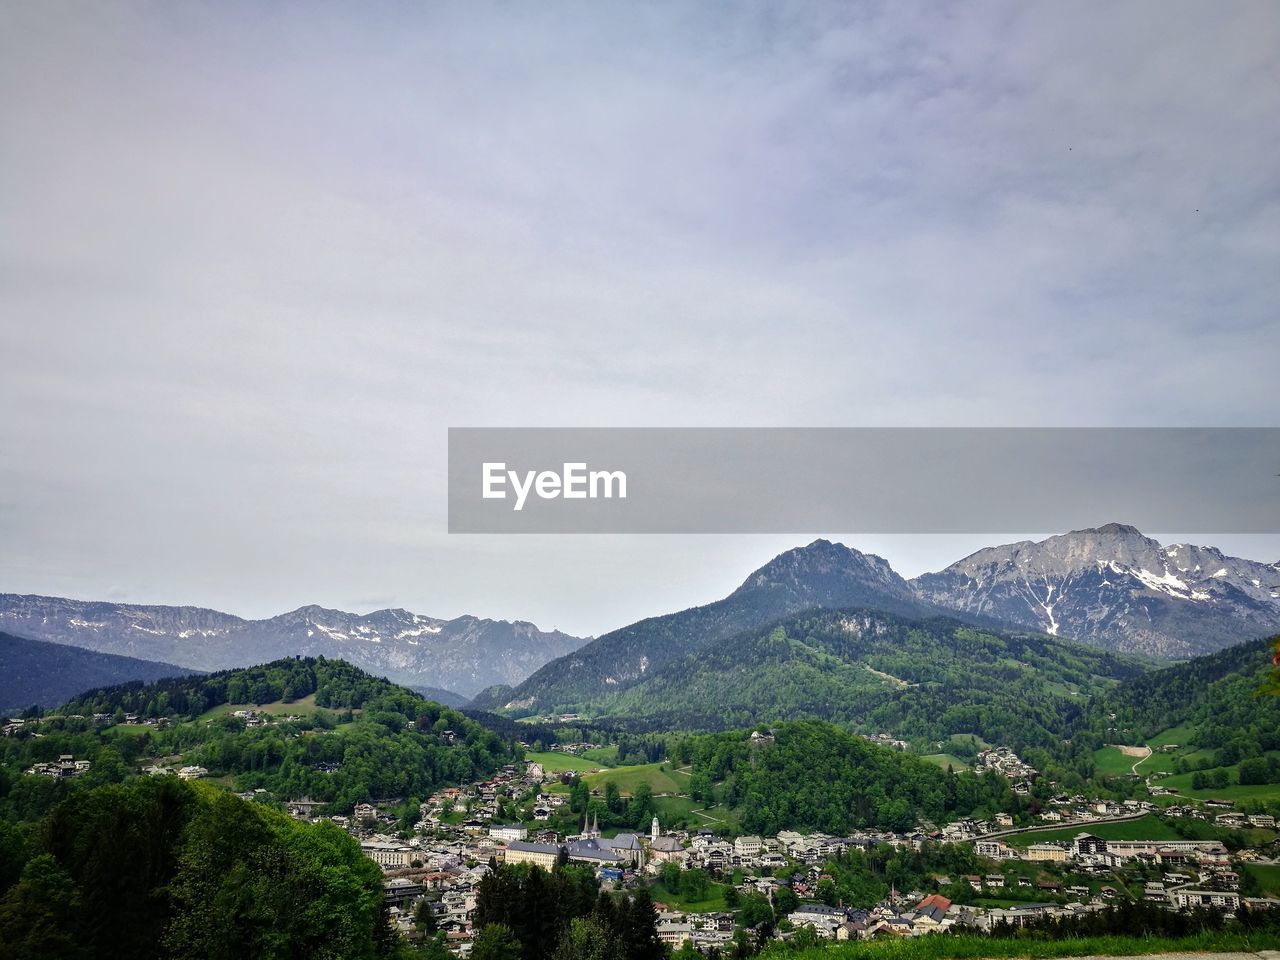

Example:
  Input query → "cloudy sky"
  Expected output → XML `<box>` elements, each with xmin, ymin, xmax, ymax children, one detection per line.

<box><xmin>2</xmin><ymin>1</ymin><xmax>1278</xmax><ymax>637</ymax></box>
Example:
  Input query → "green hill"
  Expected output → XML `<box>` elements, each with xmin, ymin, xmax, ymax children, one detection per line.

<box><xmin>588</xmin><ymin>608</ymin><xmax>1143</xmax><ymax>749</ymax></box>
<box><xmin>471</xmin><ymin>540</ymin><xmax>937</xmax><ymax>712</ymax></box>
<box><xmin>1083</xmin><ymin>635</ymin><xmax>1280</xmax><ymax>767</ymax></box>
<box><xmin>2</xmin><ymin>657</ymin><xmax>520</xmax><ymax>820</ymax></box>
<box><xmin>684</xmin><ymin>720</ymin><xmax>1005</xmax><ymax>834</ymax></box>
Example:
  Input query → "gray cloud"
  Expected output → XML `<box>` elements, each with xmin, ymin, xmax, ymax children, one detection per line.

<box><xmin>2</xmin><ymin>2</ymin><xmax>1278</xmax><ymax>634</ymax></box>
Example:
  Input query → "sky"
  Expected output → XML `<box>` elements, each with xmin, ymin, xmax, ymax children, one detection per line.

<box><xmin>1</xmin><ymin>1</ymin><xmax>1278</xmax><ymax>638</ymax></box>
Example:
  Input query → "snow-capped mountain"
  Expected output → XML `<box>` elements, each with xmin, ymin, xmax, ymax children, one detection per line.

<box><xmin>0</xmin><ymin>595</ymin><xmax>587</xmax><ymax>698</ymax></box>
<box><xmin>912</xmin><ymin>524</ymin><xmax>1280</xmax><ymax>657</ymax></box>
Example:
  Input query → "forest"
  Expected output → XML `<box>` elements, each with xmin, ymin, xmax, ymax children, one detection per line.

<box><xmin>684</xmin><ymin>721</ymin><xmax>1014</xmax><ymax>834</ymax></box>
<box><xmin>0</xmin><ymin>777</ymin><xmax>403</xmax><ymax>960</ymax></box>
<box><xmin>0</xmin><ymin>658</ymin><xmax>520</xmax><ymax>823</ymax></box>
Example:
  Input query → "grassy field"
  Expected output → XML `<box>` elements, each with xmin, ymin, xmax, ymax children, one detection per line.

<box><xmin>648</xmin><ymin>795</ymin><xmax>741</xmax><ymax>832</ymax></box>
<box><xmin>652</xmin><ymin>795</ymin><xmax>699</xmax><ymax>824</ymax></box>
<box><xmin>649</xmin><ymin>880</ymin><xmax>731</xmax><ymax>912</ymax></box>
<box><xmin>109</xmin><ymin>724</ymin><xmax>157</xmax><ymax>739</ymax></box>
<box><xmin>524</xmin><ymin>751</ymin><xmax>605</xmax><ymax>773</ymax></box>
<box><xmin>581</xmin><ymin>762</ymin><xmax>691</xmax><ymax>796</ymax></box>
<box><xmin>1091</xmin><ymin>746</ymin><xmax>1144</xmax><ymax>776</ymax></box>
<box><xmin>1004</xmin><ymin>813</ymin><xmax>1179</xmax><ymax>847</ymax></box>
<box><xmin>1146</xmin><ymin>723</ymin><xmax>1196</xmax><ymax>748</ymax></box>
<box><xmin>1157</xmin><ymin>768</ymin><xmax>1280</xmax><ymax>803</ymax></box>
<box><xmin>763</xmin><ymin>930</ymin><xmax>1280</xmax><ymax>960</ymax></box>
<box><xmin>921</xmin><ymin>754</ymin><xmax>970</xmax><ymax>772</ymax></box>
<box><xmin>1245</xmin><ymin>862</ymin><xmax>1280</xmax><ymax>897</ymax></box>
<box><xmin>198</xmin><ymin>694</ymin><xmax>333</xmax><ymax>722</ymax></box>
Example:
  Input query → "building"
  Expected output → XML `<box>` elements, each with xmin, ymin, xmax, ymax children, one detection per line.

<box><xmin>1026</xmin><ymin>843</ymin><xmax>1068</xmax><ymax>862</ymax></box>
<box><xmin>650</xmin><ymin>835</ymin><xmax>686</xmax><ymax>863</ymax></box>
<box><xmin>975</xmin><ymin>839</ymin><xmax>1013</xmax><ymax>859</ymax></box>
<box><xmin>1172</xmin><ymin>889</ymin><xmax>1241</xmax><ymax>911</ymax></box>
<box><xmin>287</xmin><ymin>797</ymin><xmax>324</xmax><ymax>818</ymax></box>
<box><xmin>177</xmin><ymin>765</ymin><xmax>208</xmax><ymax>780</ymax></box>
<box><xmin>656</xmin><ymin>921</ymin><xmax>692</xmax><ymax>947</ymax></box>
<box><xmin>361</xmin><ymin>841</ymin><xmax>415</xmax><ymax>869</ymax></box>
<box><xmin>1072</xmin><ymin>833</ymin><xmax>1107</xmax><ymax>857</ymax></box>
<box><xmin>489</xmin><ymin>824</ymin><xmax>528</xmax><ymax>843</ymax></box>
<box><xmin>734</xmin><ymin>835</ymin><xmax>763</xmax><ymax>858</ymax></box>
<box><xmin>503</xmin><ymin>840</ymin><xmax>563</xmax><ymax>870</ymax></box>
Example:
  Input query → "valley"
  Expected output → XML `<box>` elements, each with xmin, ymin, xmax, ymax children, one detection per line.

<box><xmin>2</xmin><ymin>532</ymin><xmax>1279</xmax><ymax>960</ymax></box>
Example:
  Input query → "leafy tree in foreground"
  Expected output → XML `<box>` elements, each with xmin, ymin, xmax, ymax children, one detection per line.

<box><xmin>472</xmin><ymin>924</ymin><xmax>522</xmax><ymax>960</ymax></box>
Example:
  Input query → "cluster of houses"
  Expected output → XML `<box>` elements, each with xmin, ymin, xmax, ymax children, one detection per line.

<box><xmin>23</xmin><ymin>754</ymin><xmax>90</xmax><ymax>778</ymax></box>
<box><xmin>143</xmin><ymin>763</ymin><xmax>208</xmax><ymax>779</ymax></box>
<box><xmin>969</xmin><ymin>830</ymin><xmax>1278</xmax><ymax>918</ymax></box>
<box><xmin>248</xmin><ymin>744</ymin><xmax>1280</xmax><ymax>956</ymax></box>
<box><xmin>973</xmin><ymin>747</ymin><xmax>1039</xmax><ymax>791</ymax></box>
<box><xmin>860</xmin><ymin>733</ymin><xmax>909</xmax><ymax>751</ymax></box>
<box><xmin>225</xmin><ymin>708</ymin><xmax>302</xmax><ymax>727</ymax></box>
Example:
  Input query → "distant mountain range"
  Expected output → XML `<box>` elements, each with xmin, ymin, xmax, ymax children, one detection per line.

<box><xmin>6</xmin><ymin>524</ymin><xmax>1276</xmax><ymax>714</ymax></box>
<box><xmin>0</xmin><ymin>596</ymin><xmax>588</xmax><ymax>699</ymax></box>
<box><xmin>0</xmin><ymin>631</ymin><xmax>197</xmax><ymax>713</ymax></box>
<box><xmin>914</xmin><ymin>524</ymin><xmax>1280</xmax><ymax>657</ymax></box>
<box><xmin>473</xmin><ymin>526</ymin><xmax>1279</xmax><ymax>714</ymax></box>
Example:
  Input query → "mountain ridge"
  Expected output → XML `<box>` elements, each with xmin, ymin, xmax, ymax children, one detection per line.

<box><xmin>470</xmin><ymin>539</ymin><xmax>946</xmax><ymax>712</ymax></box>
<box><xmin>911</xmin><ymin>523</ymin><xmax>1280</xmax><ymax>657</ymax></box>
<box><xmin>0</xmin><ymin>631</ymin><xmax>199</xmax><ymax>712</ymax></box>
<box><xmin>0</xmin><ymin>594</ymin><xmax>587</xmax><ymax>698</ymax></box>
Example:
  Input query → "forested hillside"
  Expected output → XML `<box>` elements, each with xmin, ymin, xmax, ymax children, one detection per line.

<box><xmin>0</xmin><ymin>632</ymin><xmax>196</xmax><ymax>712</ymax></box>
<box><xmin>0</xmin><ymin>777</ymin><xmax>400</xmax><ymax>959</ymax></box>
<box><xmin>472</xmin><ymin>540</ymin><xmax>935</xmax><ymax>712</ymax></box>
<box><xmin>683</xmin><ymin>721</ymin><xmax>1012</xmax><ymax>834</ymax></box>
<box><xmin>1</xmin><ymin>658</ymin><xmax>519</xmax><ymax>822</ymax></box>
<box><xmin>1082</xmin><ymin>635</ymin><xmax>1280</xmax><ymax>760</ymax></box>
<box><xmin>594</xmin><ymin>609</ymin><xmax>1143</xmax><ymax>749</ymax></box>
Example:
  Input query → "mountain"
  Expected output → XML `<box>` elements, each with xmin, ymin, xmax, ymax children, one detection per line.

<box><xmin>0</xmin><ymin>631</ymin><xmax>197</xmax><ymax>712</ymax></box>
<box><xmin>589</xmin><ymin>607</ymin><xmax>1144</xmax><ymax>748</ymax></box>
<box><xmin>0</xmin><ymin>595</ymin><xmax>587</xmax><ymax>698</ymax></box>
<box><xmin>912</xmin><ymin>524</ymin><xmax>1280</xmax><ymax>657</ymax></box>
<box><xmin>470</xmin><ymin>539</ymin><xmax>944</xmax><ymax>712</ymax></box>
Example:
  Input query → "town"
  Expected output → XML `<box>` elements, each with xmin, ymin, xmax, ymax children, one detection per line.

<box><xmin>270</xmin><ymin>745</ymin><xmax>1280</xmax><ymax>954</ymax></box>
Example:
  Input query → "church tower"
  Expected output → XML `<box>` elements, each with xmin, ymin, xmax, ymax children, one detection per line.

<box><xmin>651</xmin><ymin>816</ymin><xmax>660</xmax><ymax>842</ymax></box>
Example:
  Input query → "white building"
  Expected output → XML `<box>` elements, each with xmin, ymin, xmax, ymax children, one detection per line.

<box><xmin>361</xmin><ymin>841</ymin><xmax>415</xmax><ymax>869</ymax></box>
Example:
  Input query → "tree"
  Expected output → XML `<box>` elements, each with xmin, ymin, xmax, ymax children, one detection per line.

<box><xmin>554</xmin><ymin>917</ymin><xmax>614</xmax><ymax>960</ymax></box>
<box><xmin>681</xmin><ymin>868</ymin><xmax>709</xmax><ymax>902</ymax></box>
<box><xmin>0</xmin><ymin>854</ymin><xmax>84</xmax><ymax>960</ymax></box>
<box><xmin>605</xmin><ymin>781</ymin><xmax>623</xmax><ymax>815</ymax></box>
<box><xmin>660</xmin><ymin>860</ymin><xmax>682</xmax><ymax>890</ymax></box>
<box><xmin>414</xmin><ymin>899</ymin><xmax>438</xmax><ymax>933</ymax></box>
<box><xmin>626</xmin><ymin>783</ymin><xmax>654</xmax><ymax>826</ymax></box>
<box><xmin>620</xmin><ymin>889</ymin><xmax>663</xmax><ymax>960</ymax></box>
<box><xmin>472</xmin><ymin>924</ymin><xmax>522</xmax><ymax>960</ymax></box>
